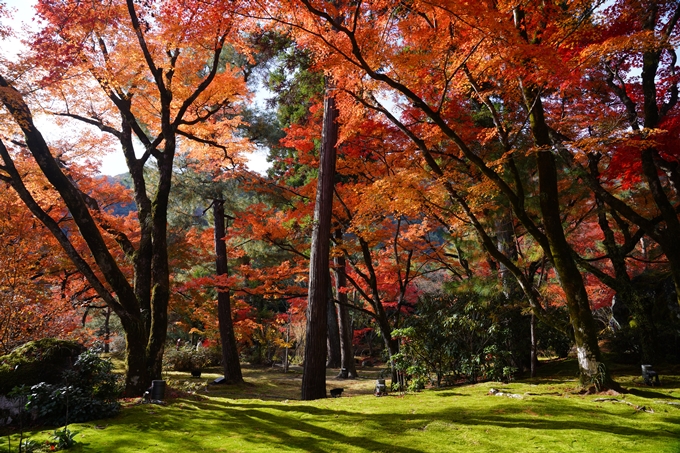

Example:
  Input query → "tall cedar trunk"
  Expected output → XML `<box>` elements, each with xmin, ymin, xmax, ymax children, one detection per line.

<box><xmin>301</xmin><ymin>84</ymin><xmax>338</xmax><ymax>400</ymax></box>
<box><xmin>334</xmin><ymin>230</ymin><xmax>358</xmax><ymax>378</ymax></box>
<box><xmin>213</xmin><ymin>199</ymin><xmax>244</xmax><ymax>384</ymax></box>
<box><xmin>326</xmin><ymin>282</ymin><xmax>342</xmax><ymax>368</ymax></box>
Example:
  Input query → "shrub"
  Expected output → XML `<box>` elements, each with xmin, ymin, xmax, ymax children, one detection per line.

<box><xmin>164</xmin><ymin>346</ymin><xmax>221</xmax><ymax>372</ymax></box>
<box><xmin>16</xmin><ymin>350</ymin><xmax>122</xmax><ymax>426</ymax></box>
<box><xmin>62</xmin><ymin>350</ymin><xmax>122</xmax><ymax>401</ymax></box>
<box><xmin>393</xmin><ymin>291</ymin><xmax>530</xmax><ymax>387</ymax></box>
<box><xmin>164</xmin><ymin>347</ymin><xmax>196</xmax><ymax>371</ymax></box>
<box><xmin>25</xmin><ymin>383</ymin><xmax>119</xmax><ymax>425</ymax></box>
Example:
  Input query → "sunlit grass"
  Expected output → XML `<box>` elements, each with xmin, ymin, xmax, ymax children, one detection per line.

<box><xmin>2</xmin><ymin>360</ymin><xmax>679</xmax><ymax>452</ymax></box>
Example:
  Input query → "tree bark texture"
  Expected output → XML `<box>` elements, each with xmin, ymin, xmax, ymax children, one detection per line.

<box><xmin>301</xmin><ymin>85</ymin><xmax>338</xmax><ymax>400</ymax></box>
<box><xmin>213</xmin><ymin>199</ymin><xmax>244</xmax><ymax>384</ymax></box>
<box><xmin>333</xmin><ymin>231</ymin><xmax>358</xmax><ymax>378</ymax></box>
<box><xmin>326</xmin><ymin>281</ymin><xmax>342</xmax><ymax>368</ymax></box>
<box><xmin>521</xmin><ymin>78</ymin><xmax>606</xmax><ymax>384</ymax></box>
<box><xmin>0</xmin><ymin>79</ymin><xmax>162</xmax><ymax>395</ymax></box>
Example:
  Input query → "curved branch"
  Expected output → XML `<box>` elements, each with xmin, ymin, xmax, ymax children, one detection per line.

<box><xmin>53</xmin><ymin>112</ymin><xmax>122</xmax><ymax>139</ymax></box>
<box><xmin>0</xmin><ymin>139</ymin><xmax>124</xmax><ymax>314</ymax></box>
<box><xmin>0</xmin><ymin>74</ymin><xmax>138</xmax><ymax>316</ymax></box>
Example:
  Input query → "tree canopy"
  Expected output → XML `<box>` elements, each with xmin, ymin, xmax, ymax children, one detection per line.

<box><xmin>1</xmin><ymin>0</ymin><xmax>679</xmax><ymax>398</ymax></box>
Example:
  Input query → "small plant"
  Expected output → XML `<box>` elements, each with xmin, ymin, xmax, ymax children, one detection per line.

<box><xmin>588</xmin><ymin>362</ymin><xmax>608</xmax><ymax>392</ymax></box>
<box><xmin>20</xmin><ymin>438</ymin><xmax>40</xmax><ymax>452</ymax></box>
<box><xmin>51</xmin><ymin>427</ymin><xmax>78</xmax><ymax>450</ymax></box>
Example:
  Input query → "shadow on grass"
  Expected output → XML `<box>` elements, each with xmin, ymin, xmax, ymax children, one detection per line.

<box><xmin>232</xmin><ymin>407</ymin><xmax>421</xmax><ymax>453</ymax></box>
<box><xmin>35</xmin><ymin>386</ymin><xmax>680</xmax><ymax>453</ymax></box>
<box><xmin>35</xmin><ymin>359</ymin><xmax>677</xmax><ymax>452</ymax></box>
<box><xmin>627</xmin><ymin>387</ymin><xmax>680</xmax><ymax>399</ymax></box>
<box><xmin>111</xmin><ymin>398</ymin><xmax>422</xmax><ymax>453</ymax></box>
<box><xmin>163</xmin><ymin>397</ymin><xmax>678</xmax><ymax>450</ymax></box>
<box><xmin>432</xmin><ymin>400</ymin><xmax>680</xmax><ymax>436</ymax></box>
<box><xmin>432</xmin><ymin>391</ymin><xmax>467</xmax><ymax>397</ymax></box>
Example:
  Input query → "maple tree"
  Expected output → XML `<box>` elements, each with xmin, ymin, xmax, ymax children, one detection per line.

<box><xmin>546</xmin><ymin>0</ymin><xmax>680</xmax><ymax>364</ymax></box>
<box><xmin>241</xmin><ymin>0</ymin><xmax>676</xmax><ymax>386</ymax></box>
<box><xmin>1</xmin><ymin>0</ymin><xmax>678</xmax><ymax>397</ymax></box>
<box><xmin>0</xmin><ymin>142</ymin><xmax>138</xmax><ymax>353</ymax></box>
<box><xmin>0</xmin><ymin>0</ymin><xmax>248</xmax><ymax>395</ymax></box>
<box><xmin>234</xmin><ymin>85</ymin><xmax>452</xmax><ymax>382</ymax></box>
<box><xmin>159</xmin><ymin>159</ymin><xmax>247</xmax><ymax>384</ymax></box>
<box><xmin>0</xmin><ymin>185</ymin><xmax>77</xmax><ymax>353</ymax></box>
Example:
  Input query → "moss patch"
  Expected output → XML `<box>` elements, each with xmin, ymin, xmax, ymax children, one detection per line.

<box><xmin>3</xmin><ymin>360</ymin><xmax>679</xmax><ymax>452</ymax></box>
<box><xmin>0</xmin><ymin>339</ymin><xmax>84</xmax><ymax>394</ymax></box>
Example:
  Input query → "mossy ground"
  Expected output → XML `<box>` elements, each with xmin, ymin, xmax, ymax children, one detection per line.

<box><xmin>2</xmin><ymin>359</ymin><xmax>679</xmax><ymax>452</ymax></box>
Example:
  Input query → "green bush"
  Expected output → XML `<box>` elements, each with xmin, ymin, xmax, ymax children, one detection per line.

<box><xmin>392</xmin><ymin>292</ymin><xmax>529</xmax><ymax>387</ymax></box>
<box><xmin>16</xmin><ymin>350</ymin><xmax>122</xmax><ymax>426</ymax></box>
<box><xmin>63</xmin><ymin>350</ymin><xmax>122</xmax><ymax>401</ymax></box>
<box><xmin>25</xmin><ymin>383</ymin><xmax>119</xmax><ymax>426</ymax></box>
<box><xmin>164</xmin><ymin>346</ymin><xmax>221</xmax><ymax>372</ymax></box>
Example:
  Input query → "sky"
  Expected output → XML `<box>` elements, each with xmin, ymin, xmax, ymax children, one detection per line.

<box><xmin>1</xmin><ymin>0</ymin><xmax>272</xmax><ymax>176</ymax></box>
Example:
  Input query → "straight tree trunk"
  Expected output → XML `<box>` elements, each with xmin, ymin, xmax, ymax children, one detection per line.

<box><xmin>213</xmin><ymin>199</ymin><xmax>244</xmax><ymax>384</ymax></box>
<box><xmin>326</xmin><ymin>282</ymin><xmax>342</xmax><ymax>368</ymax></box>
<box><xmin>301</xmin><ymin>82</ymin><xmax>338</xmax><ymax>400</ymax></box>
<box><xmin>104</xmin><ymin>307</ymin><xmax>111</xmax><ymax>354</ymax></box>
<box><xmin>334</xmin><ymin>231</ymin><xmax>358</xmax><ymax>378</ymax></box>
<box><xmin>530</xmin><ymin>313</ymin><xmax>537</xmax><ymax>378</ymax></box>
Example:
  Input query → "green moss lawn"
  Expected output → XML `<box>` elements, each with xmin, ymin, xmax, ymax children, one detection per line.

<box><xmin>3</xmin><ymin>360</ymin><xmax>680</xmax><ymax>452</ymax></box>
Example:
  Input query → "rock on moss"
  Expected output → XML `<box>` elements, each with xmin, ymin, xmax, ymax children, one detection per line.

<box><xmin>0</xmin><ymin>339</ymin><xmax>84</xmax><ymax>395</ymax></box>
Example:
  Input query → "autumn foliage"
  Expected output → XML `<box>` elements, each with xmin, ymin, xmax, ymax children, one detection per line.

<box><xmin>1</xmin><ymin>0</ymin><xmax>680</xmax><ymax>393</ymax></box>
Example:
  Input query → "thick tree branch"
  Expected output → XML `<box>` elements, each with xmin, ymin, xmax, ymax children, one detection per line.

<box><xmin>0</xmin><ymin>74</ymin><xmax>138</xmax><ymax>317</ymax></box>
<box><xmin>0</xmin><ymin>138</ymin><xmax>124</xmax><ymax>314</ymax></box>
